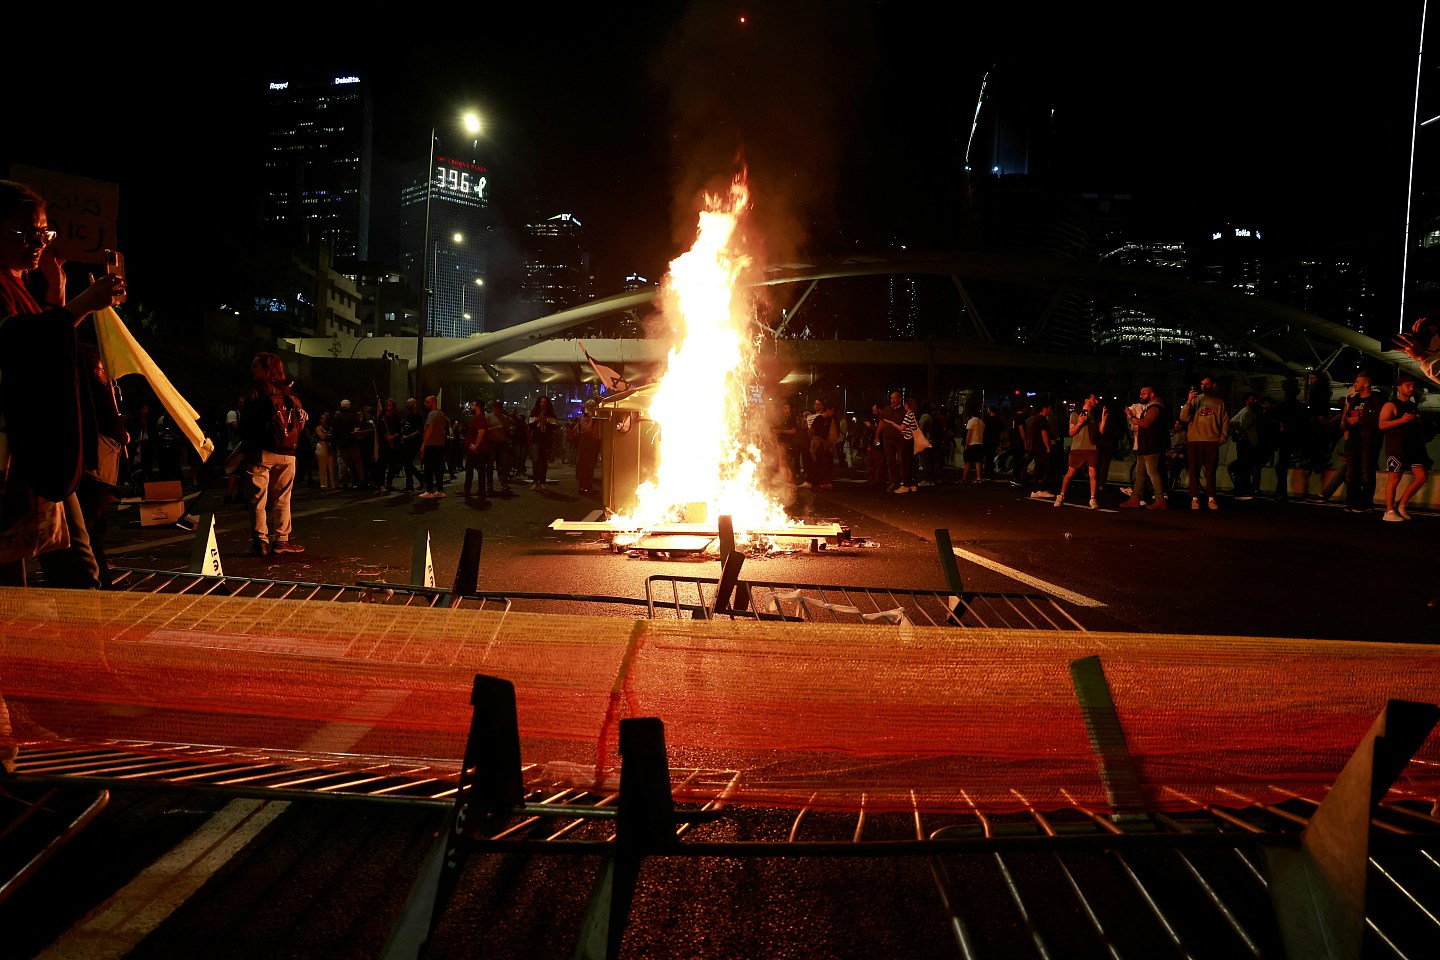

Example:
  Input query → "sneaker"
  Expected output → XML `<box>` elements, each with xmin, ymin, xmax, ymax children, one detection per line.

<box><xmin>1191</xmin><ymin>499</ymin><xmax>1201</xmax><ymax>510</ymax></box>
<box><xmin>1146</xmin><ymin>499</ymin><xmax>1169</xmax><ymax>510</ymax></box>
<box><xmin>1053</xmin><ymin>495</ymin><xmax>1063</xmax><ymax>507</ymax></box>
<box><xmin>1089</xmin><ymin>498</ymin><xmax>1099</xmax><ymax>510</ymax></box>
<box><xmin>1399</xmin><ymin>506</ymin><xmax>1413</xmax><ymax>520</ymax></box>
<box><xmin>272</xmin><ymin>540</ymin><xmax>305</xmax><ymax>554</ymax></box>
<box><xmin>1118</xmin><ymin>498</ymin><xmax>1144</xmax><ymax>509</ymax></box>
<box><xmin>1235</xmin><ymin>494</ymin><xmax>1254</xmax><ymax>501</ymax></box>
<box><xmin>250</xmin><ymin>537</ymin><xmax>270</xmax><ymax>556</ymax></box>
<box><xmin>798</xmin><ymin>481</ymin><xmax>812</xmax><ymax>489</ymax></box>
<box><xmin>908</xmin><ymin>485</ymin><xmax>919</xmax><ymax>492</ymax></box>
<box><xmin>418</xmin><ymin>491</ymin><xmax>437</xmax><ymax>499</ymax></box>
<box><xmin>1119</xmin><ymin>486</ymin><xmax>1133</xmax><ymax>497</ymax></box>
<box><xmin>893</xmin><ymin>486</ymin><xmax>909</xmax><ymax>494</ymax></box>
<box><xmin>433</xmin><ymin>490</ymin><xmax>446</xmax><ymax>498</ymax></box>
<box><xmin>1029</xmin><ymin>491</ymin><xmax>1051</xmax><ymax>499</ymax></box>
<box><xmin>1208</xmin><ymin>498</ymin><xmax>1220</xmax><ymax>510</ymax></box>
<box><xmin>1383</xmin><ymin>510</ymin><xmax>1405</xmax><ymax>522</ymax></box>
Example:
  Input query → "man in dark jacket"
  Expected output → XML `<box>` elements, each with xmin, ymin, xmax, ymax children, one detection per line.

<box><xmin>239</xmin><ymin>352</ymin><xmax>306</xmax><ymax>555</ymax></box>
<box><xmin>331</xmin><ymin>398</ymin><xmax>364</xmax><ymax>490</ymax></box>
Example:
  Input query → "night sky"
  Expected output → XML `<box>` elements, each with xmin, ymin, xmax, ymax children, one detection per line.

<box><xmin>6</xmin><ymin>2</ymin><xmax>1431</xmax><ymax>328</ymax></box>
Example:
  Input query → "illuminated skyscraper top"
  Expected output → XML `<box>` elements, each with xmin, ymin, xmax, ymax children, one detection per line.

<box><xmin>401</xmin><ymin>154</ymin><xmax>492</xmax><ymax>338</ymax></box>
<box><xmin>521</xmin><ymin>213</ymin><xmax>590</xmax><ymax>321</ymax></box>
<box><xmin>261</xmin><ymin>73</ymin><xmax>373</xmax><ymax>263</ymax></box>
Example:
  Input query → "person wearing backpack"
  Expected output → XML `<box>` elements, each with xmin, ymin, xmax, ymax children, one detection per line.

<box><xmin>239</xmin><ymin>351</ymin><xmax>307</xmax><ymax>555</ymax></box>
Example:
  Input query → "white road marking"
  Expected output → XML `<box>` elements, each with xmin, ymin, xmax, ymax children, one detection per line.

<box><xmin>951</xmin><ymin>547</ymin><xmax>1106</xmax><ymax>608</ymax></box>
<box><xmin>36</xmin><ymin>798</ymin><xmax>289</xmax><ymax>960</ymax></box>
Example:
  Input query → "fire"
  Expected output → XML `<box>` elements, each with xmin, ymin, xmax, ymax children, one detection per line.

<box><xmin>611</xmin><ymin>174</ymin><xmax>792</xmax><ymax>542</ymax></box>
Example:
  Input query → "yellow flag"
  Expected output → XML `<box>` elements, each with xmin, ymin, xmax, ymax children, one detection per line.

<box><xmin>93</xmin><ymin>307</ymin><xmax>216</xmax><ymax>463</ymax></box>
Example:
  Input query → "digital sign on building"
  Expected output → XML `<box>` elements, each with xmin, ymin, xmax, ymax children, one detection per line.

<box><xmin>435</xmin><ymin>157</ymin><xmax>488</xmax><ymax>204</ymax></box>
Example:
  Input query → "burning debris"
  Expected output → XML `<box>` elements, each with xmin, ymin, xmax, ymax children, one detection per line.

<box><xmin>554</xmin><ymin>173</ymin><xmax>821</xmax><ymax>550</ymax></box>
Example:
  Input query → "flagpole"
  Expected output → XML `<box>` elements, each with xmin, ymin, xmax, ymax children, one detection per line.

<box><xmin>1401</xmin><ymin>0</ymin><xmax>1429</xmax><ymax>333</ymax></box>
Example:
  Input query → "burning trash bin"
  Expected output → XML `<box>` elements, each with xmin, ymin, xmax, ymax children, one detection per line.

<box><xmin>598</xmin><ymin>383</ymin><xmax>661</xmax><ymax>516</ymax></box>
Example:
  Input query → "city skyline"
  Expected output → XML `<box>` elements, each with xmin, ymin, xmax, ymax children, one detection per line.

<box><xmin>5</xmin><ymin>3</ymin><xmax>1432</xmax><ymax>336</ymax></box>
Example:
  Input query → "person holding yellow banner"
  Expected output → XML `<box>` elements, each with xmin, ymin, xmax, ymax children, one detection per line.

<box><xmin>0</xmin><ymin>180</ymin><xmax>127</xmax><ymax>588</ymax></box>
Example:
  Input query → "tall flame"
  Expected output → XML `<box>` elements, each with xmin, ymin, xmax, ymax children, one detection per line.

<box><xmin>612</xmin><ymin>175</ymin><xmax>792</xmax><ymax>539</ymax></box>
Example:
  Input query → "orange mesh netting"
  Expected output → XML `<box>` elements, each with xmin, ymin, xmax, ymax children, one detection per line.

<box><xmin>2</xmin><ymin>587</ymin><xmax>1438</xmax><ymax>814</ymax></box>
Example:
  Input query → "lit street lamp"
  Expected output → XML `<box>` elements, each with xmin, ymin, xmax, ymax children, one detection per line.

<box><xmin>415</xmin><ymin>111</ymin><xmax>483</xmax><ymax>396</ymax></box>
<box><xmin>462</xmin><ymin>276</ymin><xmax>483</xmax><ymax>328</ymax></box>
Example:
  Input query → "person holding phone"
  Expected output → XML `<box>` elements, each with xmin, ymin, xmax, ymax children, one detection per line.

<box><xmin>1394</xmin><ymin>317</ymin><xmax>1440</xmax><ymax>388</ymax></box>
<box><xmin>1054</xmin><ymin>392</ymin><xmax>1106</xmax><ymax>509</ymax></box>
<box><xmin>0</xmin><ymin>179</ymin><xmax>127</xmax><ymax>587</ymax></box>
<box><xmin>1179</xmin><ymin>375</ymin><xmax>1229</xmax><ymax>510</ymax></box>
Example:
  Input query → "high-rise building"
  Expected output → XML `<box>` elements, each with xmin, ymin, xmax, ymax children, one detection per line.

<box><xmin>400</xmin><ymin>154</ymin><xmax>492</xmax><ymax>338</ymax></box>
<box><xmin>521</xmin><ymin>214</ymin><xmax>591</xmax><ymax>322</ymax></box>
<box><xmin>260</xmin><ymin>73</ymin><xmax>373</xmax><ymax>263</ymax></box>
<box><xmin>1094</xmin><ymin>240</ymin><xmax>1201</xmax><ymax>357</ymax></box>
<box><xmin>1267</xmin><ymin>257</ymin><xmax>1374</xmax><ymax>333</ymax></box>
<box><xmin>1197</xmin><ymin>224</ymin><xmax>1264</xmax><ymax>297</ymax></box>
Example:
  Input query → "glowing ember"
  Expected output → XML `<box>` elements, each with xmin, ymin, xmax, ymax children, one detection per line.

<box><xmin>611</xmin><ymin>175</ymin><xmax>792</xmax><ymax>543</ymax></box>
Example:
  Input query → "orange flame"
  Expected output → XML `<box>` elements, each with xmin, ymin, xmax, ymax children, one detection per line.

<box><xmin>612</xmin><ymin>175</ymin><xmax>792</xmax><ymax>540</ymax></box>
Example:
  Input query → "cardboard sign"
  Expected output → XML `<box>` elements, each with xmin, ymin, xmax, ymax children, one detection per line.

<box><xmin>9</xmin><ymin>163</ymin><xmax>119</xmax><ymax>265</ymax></box>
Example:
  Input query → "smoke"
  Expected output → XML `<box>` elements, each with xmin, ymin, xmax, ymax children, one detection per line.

<box><xmin>654</xmin><ymin>2</ymin><xmax>877</xmax><ymax>275</ymax></box>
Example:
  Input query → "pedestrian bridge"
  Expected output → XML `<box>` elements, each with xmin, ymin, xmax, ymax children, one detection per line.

<box><xmin>285</xmin><ymin>251</ymin><xmax>1428</xmax><ymax>392</ymax></box>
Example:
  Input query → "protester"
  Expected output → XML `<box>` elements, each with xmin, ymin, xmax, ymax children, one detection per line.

<box><xmin>378</xmin><ymin>398</ymin><xmax>405</xmax><ymax>492</ymax></box>
<box><xmin>1379</xmin><ymin>374</ymin><xmax>1430</xmax><ymax>522</ymax></box>
<box><xmin>332</xmin><ymin>398</ymin><xmax>364</xmax><ymax>489</ymax></box>
<box><xmin>0</xmin><ymin>180</ymin><xmax>126</xmax><ymax>588</ymax></box>
<box><xmin>1055</xmin><ymin>393</ymin><xmax>1105</xmax><ymax>509</ymax></box>
<box><xmin>239</xmin><ymin>352</ymin><xmax>307</xmax><ymax>555</ymax></box>
<box><xmin>462</xmin><ymin>399</ymin><xmax>490</xmax><ymax>500</ymax></box>
<box><xmin>1119</xmin><ymin>385</ymin><xmax>1166</xmax><ymax>509</ymax></box>
<box><xmin>401</xmin><ymin>397</ymin><xmax>425</xmax><ymax>493</ymax></box>
<box><xmin>575</xmin><ymin>398</ymin><xmax>603</xmax><ymax>495</ymax></box>
<box><xmin>313</xmin><ymin>410</ymin><xmax>336</xmax><ymax>491</ymax></box>
<box><xmin>527</xmin><ymin>396</ymin><xmax>561</xmax><ymax>490</ymax></box>
<box><xmin>418</xmin><ymin>395</ymin><xmax>449</xmax><ymax>498</ymax></box>
<box><xmin>1179</xmin><ymin>375</ymin><xmax>1229</xmax><ymax>510</ymax></box>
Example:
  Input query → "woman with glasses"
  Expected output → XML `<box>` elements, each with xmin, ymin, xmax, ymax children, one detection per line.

<box><xmin>0</xmin><ymin>179</ymin><xmax>127</xmax><ymax>588</ymax></box>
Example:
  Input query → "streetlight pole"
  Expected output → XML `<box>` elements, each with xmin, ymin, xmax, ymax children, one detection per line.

<box><xmin>1401</xmin><ymin>0</ymin><xmax>1429</xmax><ymax>333</ymax></box>
<box><xmin>413</xmin><ymin>112</ymin><xmax>482</xmax><ymax>397</ymax></box>
<box><xmin>415</xmin><ymin>125</ymin><xmax>436</xmax><ymax>398</ymax></box>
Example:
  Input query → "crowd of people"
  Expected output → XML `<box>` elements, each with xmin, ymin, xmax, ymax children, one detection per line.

<box><xmin>8</xmin><ymin>160</ymin><xmax>1440</xmax><ymax>587</ymax></box>
<box><xmin>104</xmin><ymin>361</ymin><xmax>1440</xmax><ymax>533</ymax></box>
<box><xmin>754</xmin><ymin>361</ymin><xmax>1440</xmax><ymax>524</ymax></box>
<box><xmin>989</xmin><ymin>369</ymin><xmax>1436</xmax><ymax>520</ymax></box>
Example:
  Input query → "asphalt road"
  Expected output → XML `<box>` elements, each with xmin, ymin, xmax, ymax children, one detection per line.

<box><xmin>4</xmin><ymin>458</ymin><xmax>1437</xmax><ymax>959</ymax></box>
<box><xmin>103</xmin><ymin>459</ymin><xmax>1440</xmax><ymax>642</ymax></box>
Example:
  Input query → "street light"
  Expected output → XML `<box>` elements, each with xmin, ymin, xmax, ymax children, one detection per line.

<box><xmin>415</xmin><ymin>112</ymin><xmax>482</xmax><ymax>396</ymax></box>
<box><xmin>462</xmin><ymin>276</ymin><xmax>483</xmax><ymax>329</ymax></box>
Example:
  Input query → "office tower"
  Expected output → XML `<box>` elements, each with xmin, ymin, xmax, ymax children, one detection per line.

<box><xmin>400</xmin><ymin>153</ymin><xmax>492</xmax><ymax>337</ymax></box>
<box><xmin>1197</xmin><ymin>224</ymin><xmax>1264</xmax><ymax>296</ymax></box>
<box><xmin>260</xmin><ymin>72</ymin><xmax>373</xmax><ymax>263</ymax></box>
<box><xmin>1267</xmin><ymin>257</ymin><xmax>1374</xmax><ymax>334</ymax></box>
<box><xmin>521</xmin><ymin>213</ymin><xmax>591</xmax><ymax>321</ymax></box>
<box><xmin>1094</xmin><ymin>240</ymin><xmax>1199</xmax><ymax>357</ymax></box>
